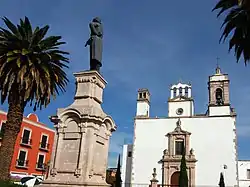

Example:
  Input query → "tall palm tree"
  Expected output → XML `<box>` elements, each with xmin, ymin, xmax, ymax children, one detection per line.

<box><xmin>213</xmin><ymin>0</ymin><xmax>250</xmax><ymax>64</ymax></box>
<box><xmin>0</xmin><ymin>17</ymin><xmax>69</xmax><ymax>180</ymax></box>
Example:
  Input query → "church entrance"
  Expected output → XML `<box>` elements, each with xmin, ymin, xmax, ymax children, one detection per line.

<box><xmin>170</xmin><ymin>171</ymin><xmax>180</xmax><ymax>187</ymax></box>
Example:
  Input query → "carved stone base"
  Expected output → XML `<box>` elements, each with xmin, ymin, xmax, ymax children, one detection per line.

<box><xmin>40</xmin><ymin>181</ymin><xmax>111</xmax><ymax>187</ymax></box>
<box><xmin>42</xmin><ymin>70</ymin><xmax>116</xmax><ymax>187</ymax></box>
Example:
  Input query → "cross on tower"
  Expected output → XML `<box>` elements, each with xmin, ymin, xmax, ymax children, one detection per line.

<box><xmin>216</xmin><ymin>57</ymin><xmax>221</xmax><ymax>74</ymax></box>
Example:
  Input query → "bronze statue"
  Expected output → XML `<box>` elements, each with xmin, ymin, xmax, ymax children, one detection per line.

<box><xmin>85</xmin><ymin>17</ymin><xmax>103</xmax><ymax>72</ymax></box>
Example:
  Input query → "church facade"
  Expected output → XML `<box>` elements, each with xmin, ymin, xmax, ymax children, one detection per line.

<box><xmin>121</xmin><ymin>67</ymin><xmax>240</xmax><ymax>187</ymax></box>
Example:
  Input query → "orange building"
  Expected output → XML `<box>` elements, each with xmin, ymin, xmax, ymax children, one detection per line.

<box><xmin>0</xmin><ymin>110</ymin><xmax>55</xmax><ymax>180</ymax></box>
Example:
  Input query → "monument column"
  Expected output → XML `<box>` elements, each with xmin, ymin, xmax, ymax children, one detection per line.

<box><xmin>41</xmin><ymin>17</ymin><xmax>116</xmax><ymax>187</ymax></box>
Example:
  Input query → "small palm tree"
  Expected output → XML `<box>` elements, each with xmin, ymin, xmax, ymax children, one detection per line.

<box><xmin>213</xmin><ymin>0</ymin><xmax>250</xmax><ymax>64</ymax></box>
<box><xmin>0</xmin><ymin>17</ymin><xmax>69</xmax><ymax>180</ymax></box>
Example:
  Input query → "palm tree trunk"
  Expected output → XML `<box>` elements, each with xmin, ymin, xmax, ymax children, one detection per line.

<box><xmin>0</xmin><ymin>91</ymin><xmax>24</xmax><ymax>181</ymax></box>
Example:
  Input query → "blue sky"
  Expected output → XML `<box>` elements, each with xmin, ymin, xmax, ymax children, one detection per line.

<box><xmin>1</xmin><ymin>0</ymin><xmax>250</xmax><ymax>168</ymax></box>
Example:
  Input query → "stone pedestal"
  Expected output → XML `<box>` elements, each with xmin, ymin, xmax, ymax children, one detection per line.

<box><xmin>150</xmin><ymin>168</ymin><xmax>159</xmax><ymax>187</ymax></box>
<box><xmin>41</xmin><ymin>70</ymin><xmax>116</xmax><ymax>187</ymax></box>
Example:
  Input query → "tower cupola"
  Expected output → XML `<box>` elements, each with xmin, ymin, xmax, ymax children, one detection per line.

<box><xmin>136</xmin><ymin>88</ymin><xmax>150</xmax><ymax>117</ymax></box>
<box><xmin>170</xmin><ymin>82</ymin><xmax>192</xmax><ymax>99</ymax></box>
<box><xmin>208</xmin><ymin>66</ymin><xmax>232</xmax><ymax>116</ymax></box>
<box><xmin>168</xmin><ymin>82</ymin><xmax>194</xmax><ymax>117</ymax></box>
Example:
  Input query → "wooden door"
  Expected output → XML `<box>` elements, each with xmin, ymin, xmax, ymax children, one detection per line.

<box><xmin>170</xmin><ymin>171</ymin><xmax>180</xmax><ymax>187</ymax></box>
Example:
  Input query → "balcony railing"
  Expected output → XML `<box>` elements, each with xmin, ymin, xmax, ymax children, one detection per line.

<box><xmin>20</xmin><ymin>137</ymin><xmax>32</xmax><ymax>146</ymax></box>
<box><xmin>39</xmin><ymin>142</ymin><xmax>49</xmax><ymax>150</ymax></box>
<box><xmin>16</xmin><ymin>159</ymin><xmax>28</xmax><ymax>168</ymax></box>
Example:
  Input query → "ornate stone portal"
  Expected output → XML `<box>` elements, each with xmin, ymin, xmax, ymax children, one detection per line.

<box><xmin>41</xmin><ymin>70</ymin><xmax>116</xmax><ymax>187</ymax></box>
<box><xmin>159</xmin><ymin>119</ymin><xmax>197</xmax><ymax>187</ymax></box>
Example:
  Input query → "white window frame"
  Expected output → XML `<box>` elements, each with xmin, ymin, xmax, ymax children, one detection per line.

<box><xmin>17</xmin><ymin>149</ymin><xmax>28</xmax><ymax>167</ymax></box>
<box><xmin>36</xmin><ymin>152</ymin><xmax>46</xmax><ymax>169</ymax></box>
<box><xmin>40</xmin><ymin>133</ymin><xmax>49</xmax><ymax>149</ymax></box>
<box><xmin>10</xmin><ymin>171</ymin><xmax>28</xmax><ymax>175</ymax></box>
<box><xmin>21</xmin><ymin>127</ymin><xmax>32</xmax><ymax>145</ymax></box>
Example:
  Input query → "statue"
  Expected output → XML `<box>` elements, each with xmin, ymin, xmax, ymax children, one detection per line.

<box><xmin>163</xmin><ymin>149</ymin><xmax>169</xmax><ymax>155</ymax></box>
<box><xmin>85</xmin><ymin>17</ymin><xmax>103</xmax><ymax>72</ymax></box>
<box><xmin>190</xmin><ymin>148</ymin><xmax>194</xmax><ymax>155</ymax></box>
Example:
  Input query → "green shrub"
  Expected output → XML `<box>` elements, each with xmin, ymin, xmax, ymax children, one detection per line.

<box><xmin>0</xmin><ymin>180</ymin><xmax>26</xmax><ymax>187</ymax></box>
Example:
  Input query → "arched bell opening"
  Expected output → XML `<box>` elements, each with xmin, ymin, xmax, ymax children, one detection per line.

<box><xmin>215</xmin><ymin>88</ymin><xmax>224</xmax><ymax>105</ymax></box>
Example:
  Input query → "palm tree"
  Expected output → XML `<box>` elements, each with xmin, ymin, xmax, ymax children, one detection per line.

<box><xmin>213</xmin><ymin>0</ymin><xmax>250</xmax><ymax>64</ymax></box>
<box><xmin>0</xmin><ymin>17</ymin><xmax>69</xmax><ymax>180</ymax></box>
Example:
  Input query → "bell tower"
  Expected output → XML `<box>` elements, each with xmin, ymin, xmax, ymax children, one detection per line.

<box><xmin>208</xmin><ymin>66</ymin><xmax>231</xmax><ymax>116</ymax></box>
<box><xmin>136</xmin><ymin>88</ymin><xmax>150</xmax><ymax>117</ymax></box>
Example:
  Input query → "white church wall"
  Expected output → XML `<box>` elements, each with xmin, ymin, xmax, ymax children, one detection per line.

<box><xmin>132</xmin><ymin>116</ymin><xmax>237</xmax><ymax>186</ymax></box>
<box><xmin>238</xmin><ymin>160</ymin><xmax>250</xmax><ymax>187</ymax></box>
<box><xmin>122</xmin><ymin>144</ymin><xmax>133</xmax><ymax>187</ymax></box>
<box><xmin>168</xmin><ymin>101</ymin><xmax>193</xmax><ymax>117</ymax></box>
<box><xmin>209</xmin><ymin>106</ymin><xmax>231</xmax><ymax>116</ymax></box>
<box><xmin>136</xmin><ymin>102</ymin><xmax>149</xmax><ymax>117</ymax></box>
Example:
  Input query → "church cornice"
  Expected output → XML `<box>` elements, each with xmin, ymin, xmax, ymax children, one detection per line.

<box><xmin>168</xmin><ymin>96</ymin><xmax>194</xmax><ymax>102</ymax></box>
<box><xmin>207</xmin><ymin>79</ymin><xmax>230</xmax><ymax>84</ymax></box>
<box><xmin>134</xmin><ymin>113</ymin><xmax>236</xmax><ymax>120</ymax></box>
<box><xmin>159</xmin><ymin>156</ymin><xmax>197</xmax><ymax>163</ymax></box>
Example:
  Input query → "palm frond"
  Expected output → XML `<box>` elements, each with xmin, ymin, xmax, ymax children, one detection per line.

<box><xmin>0</xmin><ymin>17</ymin><xmax>70</xmax><ymax>110</ymax></box>
<box><xmin>212</xmin><ymin>0</ymin><xmax>238</xmax><ymax>17</ymax></box>
<box><xmin>213</xmin><ymin>0</ymin><xmax>250</xmax><ymax>64</ymax></box>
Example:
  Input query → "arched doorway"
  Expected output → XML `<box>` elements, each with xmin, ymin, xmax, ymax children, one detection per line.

<box><xmin>171</xmin><ymin>171</ymin><xmax>180</xmax><ymax>187</ymax></box>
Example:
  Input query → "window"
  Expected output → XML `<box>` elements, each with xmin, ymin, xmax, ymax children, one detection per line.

<box><xmin>17</xmin><ymin>150</ymin><xmax>28</xmax><ymax>167</ymax></box>
<box><xmin>37</xmin><ymin>154</ymin><xmax>45</xmax><ymax>169</ymax></box>
<box><xmin>179</xmin><ymin>87</ymin><xmax>182</xmax><ymax>96</ymax></box>
<box><xmin>139</xmin><ymin>93</ymin><xmax>142</xmax><ymax>99</ymax></box>
<box><xmin>128</xmin><ymin>151</ymin><xmax>132</xmax><ymax>157</ymax></box>
<box><xmin>22</xmin><ymin>129</ymin><xmax>31</xmax><ymax>145</ymax></box>
<box><xmin>143</xmin><ymin>92</ymin><xmax>146</xmax><ymax>98</ymax></box>
<box><xmin>247</xmin><ymin>169</ymin><xmax>250</xmax><ymax>179</ymax></box>
<box><xmin>173</xmin><ymin>88</ymin><xmax>177</xmax><ymax>97</ymax></box>
<box><xmin>40</xmin><ymin>135</ymin><xmax>49</xmax><ymax>150</ymax></box>
<box><xmin>185</xmin><ymin>87</ymin><xmax>189</xmax><ymax>97</ymax></box>
<box><xmin>175</xmin><ymin>140</ymin><xmax>184</xmax><ymax>155</ymax></box>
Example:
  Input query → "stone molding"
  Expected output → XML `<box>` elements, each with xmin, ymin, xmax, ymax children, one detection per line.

<box><xmin>74</xmin><ymin>70</ymin><xmax>107</xmax><ymax>89</ymax></box>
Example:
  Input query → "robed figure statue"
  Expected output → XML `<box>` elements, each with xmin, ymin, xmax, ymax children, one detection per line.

<box><xmin>85</xmin><ymin>17</ymin><xmax>103</xmax><ymax>72</ymax></box>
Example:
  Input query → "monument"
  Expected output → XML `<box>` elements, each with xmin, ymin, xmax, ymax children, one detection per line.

<box><xmin>85</xmin><ymin>17</ymin><xmax>103</xmax><ymax>72</ymax></box>
<box><xmin>41</xmin><ymin>17</ymin><xmax>116</xmax><ymax>187</ymax></box>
